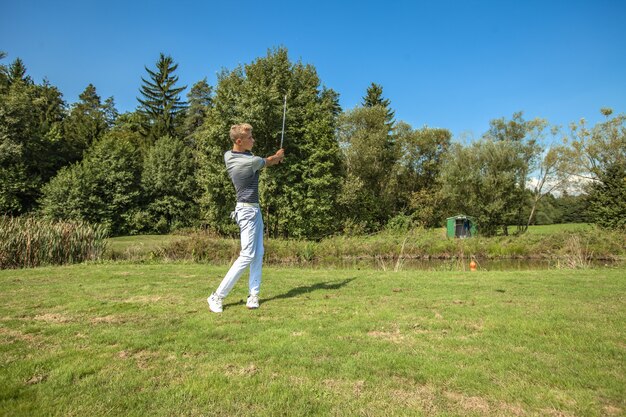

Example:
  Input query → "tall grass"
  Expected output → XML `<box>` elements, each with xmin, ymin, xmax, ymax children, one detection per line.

<box><xmin>0</xmin><ymin>216</ymin><xmax>108</xmax><ymax>269</ymax></box>
<box><xmin>158</xmin><ymin>226</ymin><xmax>625</xmax><ymax>267</ymax></box>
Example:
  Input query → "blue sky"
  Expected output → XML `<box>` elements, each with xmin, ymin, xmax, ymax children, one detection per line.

<box><xmin>2</xmin><ymin>0</ymin><xmax>625</xmax><ymax>140</ymax></box>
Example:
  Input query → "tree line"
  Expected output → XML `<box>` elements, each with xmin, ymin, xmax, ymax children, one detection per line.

<box><xmin>1</xmin><ymin>48</ymin><xmax>624</xmax><ymax>238</ymax></box>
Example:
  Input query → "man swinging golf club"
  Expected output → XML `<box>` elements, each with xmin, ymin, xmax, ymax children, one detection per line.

<box><xmin>207</xmin><ymin>121</ymin><xmax>285</xmax><ymax>313</ymax></box>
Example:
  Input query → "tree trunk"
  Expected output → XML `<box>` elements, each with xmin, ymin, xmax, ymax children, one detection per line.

<box><xmin>525</xmin><ymin>194</ymin><xmax>541</xmax><ymax>231</ymax></box>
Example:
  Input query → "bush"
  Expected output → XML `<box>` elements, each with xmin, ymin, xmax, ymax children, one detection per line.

<box><xmin>385</xmin><ymin>214</ymin><xmax>413</xmax><ymax>232</ymax></box>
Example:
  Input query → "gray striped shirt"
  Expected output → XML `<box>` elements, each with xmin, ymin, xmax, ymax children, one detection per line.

<box><xmin>224</xmin><ymin>150</ymin><xmax>266</xmax><ymax>203</ymax></box>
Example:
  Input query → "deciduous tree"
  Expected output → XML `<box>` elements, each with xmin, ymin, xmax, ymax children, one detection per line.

<box><xmin>196</xmin><ymin>47</ymin><xmax>343</xmax><ymax>238</ymax></box>
<box><xmin>394</xmin><ymin>122</ymin><xmax>451</xmax><ymax>226</ymax></box>
<box><xmin>569</xmin><ymin>109</ymin><xmax>626</xmax><ymax>229</ymax></box>
<box><xmin>440</xmin><ymin>138</ymin><xmax>530</xmax><ymax>236</ymax></box>
<box><xmin>0</xmin><ymin>65</ymin><xmax>68</xmax><ymax>214</ymax></box>
<box><xmin>39</xmin><ymin>132</ymin><xmax>142</xmax><ymax>235</ymax></box>
<box><xmin>337</xmin><ymin>105</ymin><xmax>397</xmax><ymax>232</ymax></box>
<box><xmin>138</xmin><ymin>135</ymin><xmax>198</xmax><ymax>233</ymax></box>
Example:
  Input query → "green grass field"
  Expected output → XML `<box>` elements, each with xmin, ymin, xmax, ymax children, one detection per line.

<box><xmin>1</xmin><ymin>263</ymin><xmax>624</xmax><ymax>416</ymax></box>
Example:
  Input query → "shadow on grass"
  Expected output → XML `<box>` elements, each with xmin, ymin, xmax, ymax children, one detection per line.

<box><xmin>224</xmin><ymin>277</ymin><xmax>357</xmax><ymax>307</ymax></box>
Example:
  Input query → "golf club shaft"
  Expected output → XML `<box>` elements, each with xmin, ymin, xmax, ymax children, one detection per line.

<box><xmin>280</xmin><ymin>95</ymin><xmax>287</xmax><ymax>148</ymax></box>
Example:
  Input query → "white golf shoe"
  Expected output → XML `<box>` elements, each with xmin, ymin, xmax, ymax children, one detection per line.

<box><xmin>246</xmin><ymin>295</ymin><xmax>260</xmax><ymax>309</ymax></box>
<box><xmin>207</xmin><ymin>293</ymin><xmax>223</xmax><ymax>313</ymax></box>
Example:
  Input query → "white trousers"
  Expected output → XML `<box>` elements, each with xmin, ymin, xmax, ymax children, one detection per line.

<box><xmin>215</xmin><ymin>205</ymin><xmax>264</xmax><ymax>298</ymax></box>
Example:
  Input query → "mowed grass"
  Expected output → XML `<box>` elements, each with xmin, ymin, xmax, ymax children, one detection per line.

<box><xmin>0</xmin><ymin>263</ymin><xmax>624</xmax><ymax>417</ymax></box>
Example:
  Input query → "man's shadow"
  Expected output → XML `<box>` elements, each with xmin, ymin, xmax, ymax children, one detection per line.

<box><xmin>224</xmin><ymin>277</ymin><xmax>356</xmax><ymax>307</ymax></box>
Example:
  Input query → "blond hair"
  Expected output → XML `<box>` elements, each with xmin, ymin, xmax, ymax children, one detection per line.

<box><xmin>229</xmin><ymin>123</ymin><xmax>253</xmax><ymax>143</ymax></box>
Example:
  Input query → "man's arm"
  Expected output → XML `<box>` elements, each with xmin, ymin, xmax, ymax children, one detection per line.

<box><xmin>265</xmin><ymin>148</ymin><xmax>285</xmax><ymax>167</ymax></box>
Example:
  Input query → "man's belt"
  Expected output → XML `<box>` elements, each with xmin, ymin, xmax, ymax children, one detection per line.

<box><xmin>236</xmin><ymin>202</ymin><xmax>260</xmax><ymax>208</ymax></box>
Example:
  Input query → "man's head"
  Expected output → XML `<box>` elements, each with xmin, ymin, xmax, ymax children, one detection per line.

<box><xmin>230</xmin><ymin>123</ymin><xmax>255</xmax><ymax>151</ymax></box>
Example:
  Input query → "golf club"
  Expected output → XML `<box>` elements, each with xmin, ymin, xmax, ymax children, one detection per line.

<box><xmin>280</xmin><ymin>94</ymin><xmax>287</xmax><ymax>148</ymax></box>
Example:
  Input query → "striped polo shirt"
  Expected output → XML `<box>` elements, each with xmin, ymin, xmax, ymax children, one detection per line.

<box><xmin>224</xmin><ymin>150</ymin><xmax>266</xmax><ymax>203</ymax></box>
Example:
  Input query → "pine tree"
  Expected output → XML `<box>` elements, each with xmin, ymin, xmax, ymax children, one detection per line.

<box><xmin>63</xmin><ymin>84</ymin><xmax>111</xmax><ymax>160</ymax></box>
<box><xmin>183</xmin><ymin>78</ymin><xmax>212</xmax><ymax>145</ymax></box>
<box><xmin>103</xmin><ymin>97</ymin><xmax>119</xmax><ymax>128</ymax></box>
<box><xmin>137</xmin><ymin>53</ymin><xmax>187</xmax><ymax>140</ymax></box>
<box><xmin>0</xmin><ymin>52</ymin><xmax>8</xmax><ymax>90</ymax></box>
<box><xmin>7</xmin><ymin>58</ymin><xmax>32</xmax><ymax>85</ymax></box>
<box><xmin>362</xmin><ymin>82</ymin><xmax>395</xmax><ymax>131</ymax></box>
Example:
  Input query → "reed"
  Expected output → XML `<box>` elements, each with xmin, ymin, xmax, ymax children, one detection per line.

<box><xmin>0</xmin><ymin>216</ymin><xmax>108</xmax><ymax>269</ymax></box>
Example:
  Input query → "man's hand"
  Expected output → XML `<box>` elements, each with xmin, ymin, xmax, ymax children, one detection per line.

<box><xmin>265</xmin><ymin>148</ymin><xmax>285</xmax><ymax>167</ymax></box>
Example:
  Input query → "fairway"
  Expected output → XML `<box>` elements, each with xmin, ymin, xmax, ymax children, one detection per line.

<box><xmin>1</xmin><ymin>263</ymin><xmax>624</xmax><ymax>416</ymax></box>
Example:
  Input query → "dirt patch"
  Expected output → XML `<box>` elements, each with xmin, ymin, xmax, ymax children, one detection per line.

<box><xmin>603</xmin><ymin>405</ymin><xmax>622</xmax><ymax>416</ymax></box>
<box><xmin>445</xmin><ymin>391</ymin><xmax>490</xmax><ymax>413</ymax></box>
<box><xmin>321</xmin><ymin>378</ymin><xmax>367</xmax><ymax>397</ymax></box>
<box><xmin>322</xmin><ymin>378</ymin><xmax>341</xmax><ymax>390</ymax></box>
<box><xmin>288</xmin><ymin>375</ymin><xmax>309</xmax><ymax>387</ymax></box>
<box><xmin>33</xmin><ymin>313</ymin><xmax>72</xmax><ymax>323</ymax></box>
<box><xmin>353</xmin><ymin>380</ymin><xmax>365</xmax><ymax>397</ymax></box>
<box><xmin>391</xmin><ymin>377</ymin><xmax>525</xmax><ymax>416</ymax></box>
<box><xmin>498</xmin><ymin>401</ymin><xmax>526</xmax><ymax>416</ymax></box>
<box><xmin>25</xmin><ymin>374</ymin><xmax>47</xmax><ymax>385</ymax></box>
<box><xmin>368</xmin><ymin>325</ymin><xmax>405</xmax><ymax>343</ymax></box>
<box><xmin>224</xmin><ymin>363</ymin><xmax>258</xmax><ymax>377</ymax></box>
<box><xmin>0</xmin><ymin>327</ymin><xmax>39</xmax><ymax>343</ymax></box>
<box><xmin>91</xmin><ymin>315</ymin><xmax>125</xmax><ymax>324</ymax></box>
<box><xmin>118</xmin><ymin>349</ymin><xmax>160</xmax><ymax>369</ymax></box>
<box><xmin>391</xmin><ymin>383</ymin><xmax>438</xmax><ymax>413</ymax></box>
<box><xmin>124</xmin><ymin>295</ymin><xmax>163</xmax><ymax>303</ymax></box>
<box><xmin>465</xmin><ymin>321</ymin><xmax>484</xmax><ymax>331</ymax></box>
<box><xmin>134</xmin><ymin>350</ymin><xmax>161</xmax><ymax>369</ymax></box>
<box><xmin>540</xmin><ymin>409</ymin><xmax>576</xmax><ymax>417</ymax></box>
